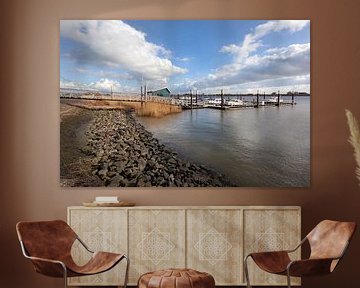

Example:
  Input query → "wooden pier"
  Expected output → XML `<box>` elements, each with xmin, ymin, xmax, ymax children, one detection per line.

<box><xmin>181</xmin><ymin>102</ymin><xmax>295</xmax><ymax>110</ymax></box>
<box><xmin>179</xmin><ymin>90</ymin><xmax>297</xmax><ymax>110</ymax></box>
<box><xmin>60</xmin><ymin>88</ymin><xmax>301</xmax><ymax>111</ymax></box>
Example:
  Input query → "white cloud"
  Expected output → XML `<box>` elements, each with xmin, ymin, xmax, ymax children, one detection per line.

<box><xmin>97</xmin><ymin>70</ymin><xmax>134</xmax><ymax>80</ymax></box>
<box><xmin>90</xmin><ymin>78</ymin><xmax>121</xmax><ymax>91</ymax></box>
<box><xmin>218</xmin><ymin>43</ymin><xmax>308</xmax><ymax>79</ymax></box>
<box><xmin>188</xmin><ymin>42</ymin><xmax>310</xmax><ymax>92</ymax></box>
<box><xmin>176</xmin><ymin>57</ymin><xmax>191</xmax><ymax>62</ymax></box>
<box><xmin>60</xmin><ymin>78</ymin><xmax>139</xmax><ymax>93</ymax></box>
<box><xmin>75</xmin><ymin>67</ymin><xmax>89</xmax><ymax>73</ymax></box>
<box><xmin>197</xmin><ymin>74</ymin><xmax>310</xmax><ymax>94</ymax></box>
<box><xmin>174</xmin><ymin>20</ymin><xmax>310</xmax><ymax>93</ymax></box>
<box><xmin>173</xmin><ymin>74</ymin><xmax>310</xmax><ymax>94</ymax></box>
<box><xmin>75</xmin><ymin>68</ymin><xmax>134</xmax><ymax>80</ymax></box>
<box><xmin>60</xmin><ymin>79</ymin><xmax>79</xmax><ymax>89</ymax></box>
<box><xmin>220</xmin><ymin>20</ymin><xmax>309</xmax><ymax>60</ymax></box>
<box><xmin>61</xmin><ymin>20</ymin><xmax>187</xmax><ymax>82</ymax></box>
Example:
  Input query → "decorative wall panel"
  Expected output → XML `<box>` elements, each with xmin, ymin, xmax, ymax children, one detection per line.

<box><xmin>187</xmin><ymin>209</ymin><xmax>243</xmax><ymax>285</ymax></box>
<box><xmin>128</xmin><ymin>209</ymin><xmax>186</xmax><ymax>284</ymax></box>
<box><xmin>67</xmin><ymin>208</ymin><xmax>127</xmax><ymax>285</ymax></box>
<box><xmin>244</xmin><ymin>209</ymin><xmax>301</xmax><ymax>285</ymax></box>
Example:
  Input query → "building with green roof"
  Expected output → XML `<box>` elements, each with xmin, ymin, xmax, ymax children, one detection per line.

<box><xmin>148</xmin><ymin>88</ymin><xmax>171</xmax><ymax>97</ymax></box>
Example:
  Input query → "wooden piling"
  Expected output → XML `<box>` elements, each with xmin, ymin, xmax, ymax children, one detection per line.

<box><xmin>144</xmin><ymin>84</ymin><xmax>147</xmax><ymax>102</ymax></box>
<box><xmin>277</xmin><ymin>90</ymin><xmax>280</xmax><ymax>106</ymax></box>
<box><xmin>292</xmin><ymin>92</ymin><xmax>295</xmax><ymax>104</ymax></box>
<box><xmin>190</xmin><ymin>90</ymin><xmax>193</xmax><ymax>109</ymax></box>
<box><xmin>221</xmin><ymin>89</ymin><xmax>224</xmax><ymax>109</ymax></box>
<box><xmin>256</xmin><ymin>90</ymin><xmax>259</xmax><ymax>107</ymax></box>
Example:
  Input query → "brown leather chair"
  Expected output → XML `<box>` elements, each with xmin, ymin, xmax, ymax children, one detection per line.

<box><xmin>244</xmin><ymin>220</ymin><xmax>356</xmax><ymax>288</ymax></box>
<box><xmin>16</xmin><ymin>220</ymin><xmax>129</xmax><ymax>288</ymax></box>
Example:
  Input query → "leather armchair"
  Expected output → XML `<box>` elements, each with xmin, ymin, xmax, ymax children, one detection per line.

<box><xmin>16</xmin><ymin>220</ymin><xmax>129</xmax><ymax>288</ymax></box>
<box><xmin>244</xmin><ymin>220</ymin><xmax>356</xmax><ymax>288</ymax></box>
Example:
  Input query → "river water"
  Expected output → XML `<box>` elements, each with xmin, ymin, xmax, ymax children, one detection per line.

<box><xmin>138</xmin><ymin>96</ymin><xmax>310</xmax><ymax>187</ymax></box>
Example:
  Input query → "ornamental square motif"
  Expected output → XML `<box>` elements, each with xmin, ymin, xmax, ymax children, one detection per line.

<box><xmin>194</xmin><ymin>227</ymin><xmax>232</xmax><ymax>265</ymax></box>
<box><xmin>252</xmin><ymin>228</ymin><xmax>288</xmax><ymax>252</ymax></box>
<box><xmin>84</xmin><ymin>228</ymin><xmax>113</xmax><ymax>252</ymax></box>
<box><xmin>138</xmin><ymin>228</ymin><xmax>175</xmax><ymax>265</ymax></box>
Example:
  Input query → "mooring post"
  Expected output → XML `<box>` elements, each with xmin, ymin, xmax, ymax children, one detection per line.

<box><xmin>292</xmin><ymin>92</ymin><xmax>295</xmax><ymax>105</ymax></box>
<box><xmin>264</xmin><ymin>92</ymin><xmax>266</xmax><ymax>99</ymax></box>
<box><xmin>140</xmin><ymin>86</ymin><xmax>143</xmax><ymax>103</ymax></box>
<box><xmin>277</xmin><ymin>90</ymin><xmax>280</xmax><ymax>106</ymax></box>
<box><xmin>195</xmin><ymin>90</ymin><xmax>198</xmax><ymax>105</ymax></box>
<box><xmin>221</xmin><ymin>89</ymin><xmax>224</xmax><ymax>109</ymax></box>
<box><xmin>190</xmin><ymin>90</ymin><xmax>193</xmax><ymax>109</ymax></box>
<box><xmin>256</xmin><ymin>90</ymin><xmax>259</xmax><ymax>108</ymax></box>
<box><xmin>144</xmin><ymin>84</ymin><xmax>147</xmax><ymax>102</ymax></box>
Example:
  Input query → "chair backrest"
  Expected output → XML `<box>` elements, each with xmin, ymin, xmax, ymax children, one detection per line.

<box><xmin>307</xmin><ymin>220</ymin><xmax>356</xmax><ymax>261</ymax></box>
<box><xmin>16</xmin><ymin>220</ymin><xmax>77</xmax><ymax>261</ymax></box>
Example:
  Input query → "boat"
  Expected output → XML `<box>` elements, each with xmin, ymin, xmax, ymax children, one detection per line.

<box><xmin>226</xmin><ymin>99</ymin><xmax>244</xmax><ymax>106</ymax></box>
<box><xmin>208</xmin><ymin>98</ymin><xmax>222</xmax><ymax>105</ymax></box>
<box><xmin>267</xmin><ymin>96</ymin><xmax>284</xmax><ymax>103</ymax></box>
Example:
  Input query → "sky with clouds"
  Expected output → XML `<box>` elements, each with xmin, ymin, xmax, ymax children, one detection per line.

<box><xmin>60</xmin><ymin>20</ymin><xmax>310</xmax><ymax>94</ymax></box>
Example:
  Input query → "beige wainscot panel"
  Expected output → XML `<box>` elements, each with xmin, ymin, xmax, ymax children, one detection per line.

<box><xmin>68</xmin><ymin>208</ymin><xmax>128</xmax><ymax>286</ymax></box>
<box><xmin>244</xmin><ymin>208</ymin><xmax>301</xmax><ymax>286</ymax></box>
<box><xmin>128</xmin><ymin>209</ymin><xmax>186</xmax><ymax>284</ymax></box>
<box><xmin>187</xmin><ymin>209</ymin><xmax>243</xmax><ymax>285</ymax></box>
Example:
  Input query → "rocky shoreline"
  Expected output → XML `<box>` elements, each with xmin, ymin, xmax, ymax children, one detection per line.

<box><xmin>81</xmin><ymin>109</ymin><xmax>233</xmax><ymax>187</ymax></box>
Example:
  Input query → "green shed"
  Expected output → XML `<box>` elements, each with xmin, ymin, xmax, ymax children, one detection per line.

<box><xmin>148</xmin><ymin>88</ymin><xmax>171</xmax><ymax>97</ymax></box>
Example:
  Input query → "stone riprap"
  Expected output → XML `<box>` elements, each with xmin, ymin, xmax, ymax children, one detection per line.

<box><xmin>84</xmin><ymin>109</ymin><xmax>232</xmax><ymax>187</ymax></box>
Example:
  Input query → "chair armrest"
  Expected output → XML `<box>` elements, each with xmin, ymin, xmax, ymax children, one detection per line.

<box><xmin>245</xmin><ymin>237</ymin><xmax>306</xmax><ymax>259</ymax></box>
<box><xmin>26</xmin><ymin>255</ymin><xmax>65</xmax><ymax>265</ymax></box>
<box><xmin>285</xmin><ymin>237</ymin><xmax>307</xmax><ymax>253</ymax></box>
<box><xmin>19</xmin><ymin>240</ymin><xmax>67</xmax><ymax>277</ymax></box>
<box><xmin>246</xmin><ymin>251</ymin><xmax>292</xmax><ymax>274</ymax></box>
<box><xmin>247</xmin><ymin>250</ymin><xmax>290</xmax><ymax>258</ymax></box>
<box><xmin>76</xmin><ymin>236</ymin><xmax>94</xmax><ymax>253</ymax></box>
<box><xmin>26</xmin><ymin>255</ymin><xmax>67</xmax><ymax>278</ymax></box>
<box><xmin>287</xmin><ymin>258</ymin><xmax>336</xmax><ymax>277</ymax></box>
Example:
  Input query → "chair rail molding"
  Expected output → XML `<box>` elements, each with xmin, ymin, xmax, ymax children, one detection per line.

<box><xmin>67</xmin><ymin>206</ymin><xmax>301</xmax><ymax>286</ymax></box>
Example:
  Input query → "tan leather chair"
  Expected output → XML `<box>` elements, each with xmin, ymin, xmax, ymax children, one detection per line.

<box><xmin>244</xmin><ymin>220</ymin><xmax>356</xmax><ymax>288</ymax></box>
<box><xmin>16</xmin><ymin>220</ymin><xmax>129</xmax><ymax>288</ymax></box>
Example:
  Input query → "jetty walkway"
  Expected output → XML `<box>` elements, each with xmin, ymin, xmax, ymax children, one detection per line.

<box><xmin>60</xmin><ymin>89</ymin><xmax>299</xmax><ymax>111</ymax></box>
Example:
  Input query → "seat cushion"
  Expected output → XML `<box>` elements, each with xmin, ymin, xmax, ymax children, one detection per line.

<box><xmin>138</xmin><ymin>268</ymin><xmax>215</xmax><ymax>288</ymax></box>
<box><xmin>67</xmin><ymin>252</ymin><xmax>124</xmax><ymax>277</ymax></box>
<box><xmin>250</xmin><ymin>251</ymin><xmax>291</xmax><ymax>274</ymax></box>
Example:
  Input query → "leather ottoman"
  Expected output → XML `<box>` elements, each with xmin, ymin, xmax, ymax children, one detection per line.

<box><xmin>138</xmin><ymin>268</ymin><xmax>215</xmax><ymax>288</ymax></box>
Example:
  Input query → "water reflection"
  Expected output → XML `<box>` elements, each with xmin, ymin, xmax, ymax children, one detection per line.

<box><xmin>138</xmin><ymin>97</ymin><xmax>310</xmax><ymax>187</ymax></box>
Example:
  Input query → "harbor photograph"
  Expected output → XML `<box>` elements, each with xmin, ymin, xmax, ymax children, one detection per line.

<box><xmin>60</xmin><ymin>20</ymin><xmax>310</xmax><ymax>187</ymax></box>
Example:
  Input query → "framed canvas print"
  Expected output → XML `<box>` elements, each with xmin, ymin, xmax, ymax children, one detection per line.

<box><xmin>60</xmin><ymin>20</ymin><xmax>310</xmax><ymax>187</ymax></box>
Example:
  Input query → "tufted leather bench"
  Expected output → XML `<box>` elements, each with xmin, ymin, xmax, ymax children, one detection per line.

<box><xmin>138</xmin><ymin>268</ymin><xmax>215</xmax><ymax>288</ymax></box>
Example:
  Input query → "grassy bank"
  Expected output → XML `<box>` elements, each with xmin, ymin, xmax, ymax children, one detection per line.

<box><xmin>60</xmin><ymin>98</ymin><xmax>182</xmax><ymax>118</ymax></box>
